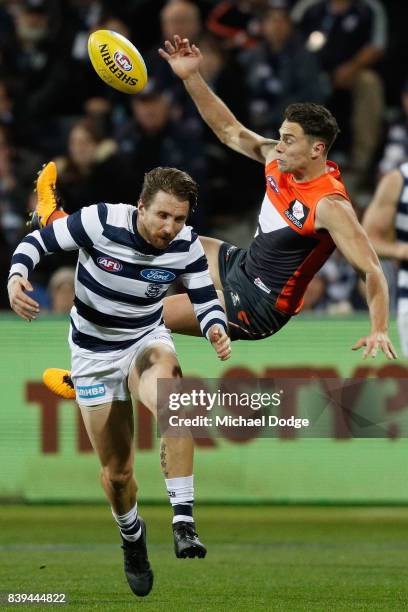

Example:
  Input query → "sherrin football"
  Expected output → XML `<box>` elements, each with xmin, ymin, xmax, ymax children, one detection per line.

<box><xmin>88</xmin><ymin>30</ymin><xmax>147</xmax><ymax>94</ymax></box>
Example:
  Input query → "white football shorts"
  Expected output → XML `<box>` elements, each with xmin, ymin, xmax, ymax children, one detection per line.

<box><xmin>71</xmin><ymin>324</ymin><xmax>176</xmax><ymax>409</ymax></box>
<box><xmin>397</xmin><ymin>302</ymin><xmax>408</xmax><ymax>358</ymax></box>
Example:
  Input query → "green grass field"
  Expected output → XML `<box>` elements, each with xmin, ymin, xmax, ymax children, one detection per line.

<box><xmin>1</xmin><ymin>506</ymin><xmax>408</xmax><ymax>611</ymax></box>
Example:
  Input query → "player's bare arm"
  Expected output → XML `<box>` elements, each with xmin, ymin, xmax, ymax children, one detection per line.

<box><xmin>158</xmin><ymin>35</ymin><xmax>278</xmax><ymax>164</ymax></box>
<box><xmin>363</xmin><ymin>170</ymin><xmax>408</xmax><ymax>261</ymax></box>
<box><xmin>315</xmin><ymin>195</ymin><xmax>397</xmax><ymax>359</ymax></box>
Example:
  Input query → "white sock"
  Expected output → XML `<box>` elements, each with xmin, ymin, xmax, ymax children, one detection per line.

<box><xmin>111</xmin><ymin>502</ymin><xmax>142</xmax><ymax>542</ymax></box>
<box><xmin>165</xmin><ymin>475</ymin><xmax>194</xmax><ymax>524</ymax></box>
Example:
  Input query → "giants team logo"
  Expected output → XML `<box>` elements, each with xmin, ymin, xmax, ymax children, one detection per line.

<box><xmin>292</xmin><ymin>201</ymin><xmax>304</xmax><ymax>220</ymax></box>
<box><xmin>113</xmin><ymin>51</ymin><xmax>133</xmax><ymax>72</ymax></box>
<box><xmin>284</xmin><ymin>199</ymin><xmax>309</xmax><ymax>229</ymax></box>
<box><xmin>141</xmin><ymin>269</ymin><xmax>176</xmax><ymax>283</ymax></box>
<box><xmin>97</xmin><ymin>256</ymin><xmax>123</xmax><ymax>272</ymax></box>
<box><xmin>267</xmin><ymin>175</ymin><xmax>279</xmax><ymax>193</ymax></box>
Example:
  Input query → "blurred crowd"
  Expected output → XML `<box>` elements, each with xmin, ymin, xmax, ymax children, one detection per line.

<box><xmin>0</xmin><ymin>0</ymin><xmax>406</xmax><ymax>314</ymax></box>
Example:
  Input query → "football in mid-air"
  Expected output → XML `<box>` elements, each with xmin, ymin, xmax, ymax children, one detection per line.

<box><xmin>88</xmin><ymin>30</ymin><xmax>147</xmax><ymax>94</ymax></box>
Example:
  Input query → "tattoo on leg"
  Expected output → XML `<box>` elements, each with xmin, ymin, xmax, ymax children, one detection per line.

<box><xmin>160</xmin><ymin>441</ymin><xmax>169</xmax><ymax>478</ymax></box>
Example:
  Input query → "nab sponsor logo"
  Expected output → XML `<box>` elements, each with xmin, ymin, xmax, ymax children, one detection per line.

<box><xmin>141</xmin><ymin>269</ymin><xmax>176</xmax><ymax>283</ymax></box>
<box><xmin>97</xmin><ymin>256</ymin><xmax>123</xmax><ymax>272</ymax></box>
<box><xmin>113</xmin><ymin>51</ymin><xmax>132</xmax><ymax>72</ymax></box>
<box><xmin>77</xmin><ymin>384</ymin><xmax>106</xmax><ymax>398</ymax></box>
<box><xmin>267</xmin><ymin>175</ymin><xmax>279</xmax><ymax>193</ymax></box>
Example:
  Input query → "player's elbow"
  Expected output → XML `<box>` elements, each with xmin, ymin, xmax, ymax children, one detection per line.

<box><xmin>220</xmin><ymin>121</ymin><xmax>243</xmax><ymax>148</ymax></box>
<box><xmin>218</xmin><ymin>123</ymin><xmax>235</xmax><ymax>147</ymax></box>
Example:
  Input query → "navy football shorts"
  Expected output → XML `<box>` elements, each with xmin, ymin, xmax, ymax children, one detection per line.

<box><xmin>218</xmin><ymin>242</ymin><xmax>291</xmax><ymax>341</ymax></box>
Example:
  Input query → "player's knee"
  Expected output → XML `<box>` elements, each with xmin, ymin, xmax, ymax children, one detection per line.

<box><xmin>136</xmin><ymin>346</ymin><xmax>181</xmax><ymax>378</ymax></box>
<box><xmin>102</xmin><ymin>466</ymin><xmax>134</xmax><ymax>493</ymax></box>
<box><xmin>136</xmin><ymin>346</ymin><xmax>161</xmax><ymax>375</ymax></box>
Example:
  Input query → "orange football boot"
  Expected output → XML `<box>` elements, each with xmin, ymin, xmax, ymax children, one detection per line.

<box><xmin>29</xmin><ymin>162</ymin><xmax>66</xmax><ymax>230</ymax></box>
<box><xmin>43</xmin><ymin>368</ymin><xmax>75</xmax><ymax>400</ymax></box>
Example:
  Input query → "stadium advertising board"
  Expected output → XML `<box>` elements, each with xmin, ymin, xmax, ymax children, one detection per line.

<box><xmin>1</xmin><ymin>316</ymin><xmax>407</xmax><ymax>503</ymax></box>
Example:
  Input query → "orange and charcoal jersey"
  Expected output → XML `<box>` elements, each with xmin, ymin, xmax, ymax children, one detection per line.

<box><xmin>244</xmin><ymin>159</ymin><xmax>350</xmax><ymax>315</ymax></box>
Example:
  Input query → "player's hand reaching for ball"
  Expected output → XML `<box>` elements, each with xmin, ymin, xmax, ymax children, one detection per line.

<box><xmin>352</xmin><ymin>331</ymin><xmax>397</xmax><ymax>360</ymax></box>
<box><xmin>208</xmin><ymin>325</ymin><xmax>231</xmax><ymax>361</ymax></box>
<box><xmin>8</xmin><ymin>276</ymin><xmax>40</xmax><ymax>322</ymax></box>
<box><xmin>159</xmin><ymin>35</ymin><xmax>202</xmax><ymax>80</ymax></box>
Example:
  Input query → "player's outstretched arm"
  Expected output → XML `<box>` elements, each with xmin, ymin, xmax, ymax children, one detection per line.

<box><xmin>315</xmin><ymin>195</ymin><xmax>397</xmax><ymax>360</ymax></box>
<box><xmin>7</xmin><ymin>218</ymin><xmax>78</xmax><ymax>322</ymax></box>
<box><xmin>159</xmin><ymin>35</ymin><xmax>277</xmax><ymax>164</ymax></box>
<box><xmin>363</xmin><ymin>170</ymin><xmax>408</xmax><ymax>261</ymax></box>
<box><xmin>7</xmin><ymin>206</ymin><xmax>102</xmax><ymax>322</ymax></box>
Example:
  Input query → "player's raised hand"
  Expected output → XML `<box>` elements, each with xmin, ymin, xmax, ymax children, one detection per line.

<box><xmin>158</xmin><ymin>35</ymin><xmax>202</xmax><ymax>80</ymax></box>
<box><xmin>8</xmin><ymin>276</ymin><xmax>40</xmax><ymax>322</ymax></box>
<box><xmin>352</xmin><ymin>331</ymin><xmax>397</xmax><ymax>360</ymax></box>
<box><xmin>208</xmin><ymin>325</ymin><xmax>231</xmax><ymax>361</ymax></box>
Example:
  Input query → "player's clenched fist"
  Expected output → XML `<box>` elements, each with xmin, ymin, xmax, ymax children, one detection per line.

<box><xmin>208</xmin><ymin>325</ymin><xmax>231</xmax><ymax>361</ymax></box>
<box><xmin>7</xmin><ymin>276</ymin><xmax>40</xmax><ymax>322</ymax></box>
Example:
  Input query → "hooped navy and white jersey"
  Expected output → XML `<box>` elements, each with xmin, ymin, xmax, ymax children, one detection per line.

<box><xmin>9</xmin><ymin>203</ymin><xmax>227</xmax><ymax>358</ymax></box>
<box><xmin>397</xmin><ymin>162</ymin><xmax>408</xmax><ymax>313</ymax></box>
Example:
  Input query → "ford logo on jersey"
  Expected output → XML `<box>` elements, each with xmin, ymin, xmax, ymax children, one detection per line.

<box><xmin>141</xmin><ymin>269</ymin><xmax>176</xmax><ymax>283</ymax></box>
<box><xmin>97</xmin><ymin>256</ymin><xmax>123</xmax><ymax>272</ymax></box>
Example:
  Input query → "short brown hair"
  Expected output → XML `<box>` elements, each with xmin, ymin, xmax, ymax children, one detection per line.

<box><xmin>284</xmin><ymin>103</ymin><xmax>340</xmax><ymax>153</ymax></box>
<box><xmin>140</xmin><ymin>167</ymin><xmax>198</xmax><ymax>212</ymax></box>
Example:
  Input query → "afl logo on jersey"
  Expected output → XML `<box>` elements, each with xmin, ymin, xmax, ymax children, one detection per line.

<box><xmin>267</xmin><ymin>175</ymin><xmax>279</xmax><ymax>193</ymax></box>
<box><xmin>97</xmin><ymin>256</ymin><xmax>123</xmax><ymax>272</ymax></box>
<box><xmin>141</xmin><ymin>269</ymin><xmax>176</xmax><ymax>283</ymax></box>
